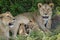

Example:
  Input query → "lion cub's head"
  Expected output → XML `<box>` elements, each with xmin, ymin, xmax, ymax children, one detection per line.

<box><xmin>38</xmin><ymin>3</ymin><xmax>54</xmax><ymax>20</ymax></box>
<box><xmin>0</xmin><ymin>12</ymin><xmax>15</xmax><ymax>27</ymax></box>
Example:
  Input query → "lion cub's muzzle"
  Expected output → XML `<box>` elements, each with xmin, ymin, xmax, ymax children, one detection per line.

<box><xmin>42</xmin><ymin>16</ymin><xmax>49</xmax><ymax>19</ymax></box>
<box><xmin>8</xmin><ymin>18</ymin><xmax>16</xmax><ymax>27</ymax></box>
<box><xmin>8</xmin><ymin>22</ymin><xmax>14</xmax><ymax>28</ymax></box>
<box><xmin>8</xmin><ymin>23</ymin><xmax>13</xmax><ymax>26</ymax></box>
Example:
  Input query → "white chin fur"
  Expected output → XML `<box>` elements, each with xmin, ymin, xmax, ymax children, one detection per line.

<box><xmin>43</xmin><ymin>19</ymin><xmax>48</xmax><ymax>20</ymax></box>
<box><xmin>9</xmin><ymin>25</ymin><xmax>14</xmax><ymax>28</ymax></box>
<box><xmin>43</xmin><ymin>15</ymin><xmax>49</xmax><ymax>17</ymax></box>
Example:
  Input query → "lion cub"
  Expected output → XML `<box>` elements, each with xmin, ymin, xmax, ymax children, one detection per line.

<box><xmin>18</xmin><ymin>20</ymin><xmax>40</xmax><ymax>35</ymax></box>
<box><xmin>0</xmin><ymin>12</ymin><xmax>15</xmax><ymax>40</ymax></box>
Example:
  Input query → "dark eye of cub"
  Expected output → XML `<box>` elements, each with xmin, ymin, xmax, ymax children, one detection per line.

<box><xmin>30</xmin><ymin>20</ymin><xmax>32</xmax><ymax>22</ymax></box>
<box><xmin>7</xmin><ymin>16</ymin><xmax>10</xmax><ymax>17</ymax></box>
<box><xmin>20</xmin><ymin>24</ymin><xmax>22</xmax><ymax>26</ymax></box>
<box><xmin>7</xmin><ymin>16</ymin><xmax>11</xmax><ymax>18</ymax></box>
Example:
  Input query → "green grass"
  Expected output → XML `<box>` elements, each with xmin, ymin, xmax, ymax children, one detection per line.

<box><xmin>15</xmin><ymin>30</ymin><xmax>60</xmax><ymax>40</ymax></box>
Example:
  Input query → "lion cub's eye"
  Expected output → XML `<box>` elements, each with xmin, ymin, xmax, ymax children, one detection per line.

<box><xmin>30</xmin><ymin>20</ymin><xmax>32</xmax><ymax>22</ymax></box>
<box><xmin>7</xmin><ymin>16</ymin><xmax>11</xmax><ymax>18</ymax></box>
<box><xmin>20</xmin><ymin>24</ymin><xmax>22</xmax><ymax>26</ymax></box>
<box><xmin>7</xmin><ymin>16</ymin><xmax>10</xmax><ymax>17</ymax></box>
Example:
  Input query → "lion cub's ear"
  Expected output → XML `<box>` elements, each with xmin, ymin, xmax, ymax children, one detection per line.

<box><xmin>6</xmin><ymin>11</ymin><xmax>10</xmax><ymax>14</ymax></box>
<box><xmin>49</xmin><ymin>3</ymin><xmax>54</xmax><ymax>8</ymax></box>
<box><xmin>5</xmin><ymin>11</ymin><xmax>11</xmax><ymax>15</ymax></box>
<box><xmin>38</xmin><ymin>3</ymin><xmax>42</xmax><ymax>8</ymax></box>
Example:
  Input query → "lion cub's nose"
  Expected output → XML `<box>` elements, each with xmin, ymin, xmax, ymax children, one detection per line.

<box><xmin>45</xmin><ymin>13</ymin><xmax>47</xmax><ymax>15</ymax></box>
<box><xmin>9</xmin><ymin>23</ymin><xmax>13</xmax><ymax>26</ymax></box>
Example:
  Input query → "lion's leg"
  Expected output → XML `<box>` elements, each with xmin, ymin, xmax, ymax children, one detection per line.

<box><xmin>46</xmin><ymin>20</ymin><xmax>51</xmax><ymax>30</ymax></box>
<box><xmin>4</xmin><ymin>28</ymin><xmax>9</xmax><ymax>40</ymax></box>
<box><xmin>35</xmin><ymin>19</ymin><xmax>51</xmax><ymax>33</ymax></box>
<box><xmin>11</xmin><ymin>29</ymin><xmax>17</xmax><ymax>40</ymax></box>
<box><xmin>5</xmin><ymin>31</ymin><xmax>9</xmax><ymax>40</ymax></box>
<box><xmin>18</xmin><ymin>23</ymin><xmax>27</xmax><ymax>35</ymax></box>
<box><xmin>12</xmin><ymin>23</ymin><xmax>20</xmax><ymax>40</ymax></box>
<box><xmin>19</xmin><ymin>26</ymin><xmax>27</xmax><ymax>35</ymax></box>
<box><xmin>12</xmin><ymin>28</ymin><xmax>18</xmax><ymax>38</ymax></box>
<box><xmin>0</xmin><ymin>26</ymin><xmax>9</xmax><ymax>40</ymax></box>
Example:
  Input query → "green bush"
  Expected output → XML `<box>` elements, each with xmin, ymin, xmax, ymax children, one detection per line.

<box><xmin>53</xmin><ymin>0</ymin><xmax>60</xmax><ymax>6</ymax></box>
<box><xmin>0</xmin><ymin>0</ymin><xmax>60</xmax><ymax>16</ymax></box>
<box><xmin>0</xmin><ymin>0</ymin><xmax>45</xmax><ymax>16</ymax></box>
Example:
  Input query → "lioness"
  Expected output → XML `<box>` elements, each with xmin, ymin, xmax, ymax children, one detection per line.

<box><xmin>11</xmin><ymin>3</ymin><xmax>54</xmax><ymax>38</ymax></box>
<box><xmin>0</xmin><ymin>12</ymin><xmax>15</xmax><ymax>40</ymax></box>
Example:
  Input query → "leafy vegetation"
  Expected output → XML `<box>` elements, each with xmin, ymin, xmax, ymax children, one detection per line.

<box><xmin>0</xmin><ymin>0</ymin><xmax>60</xmax><ymax>16</ymax></box>
<box><xmin>0</xmin><ymin>0</ymin><xmax>45</xmax><ymax>16</ymax></box>
<box><xmin>15</xmin><ymin>30</ymin><xmax>60</xmax><ymax>40</ymax></box>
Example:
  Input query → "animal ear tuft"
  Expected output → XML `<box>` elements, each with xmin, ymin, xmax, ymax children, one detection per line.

<box><xmin>6</xmin><ymin>11</ymin><xmax>10</xmax><ymax>14</ymax></box>
<box><xmin>49</xmin><ymin>3</ymin><xmax>54</xmax><ymax>8</ymax></box>
<box><xmin>6</xmin><ymin>11</ymin><xmax>11</xmax><ymax>15</ymax></box>
<box><xmin>38</xmin><ymin>3</ymin><xmax>42</xmax><ymax>8</ymax></box>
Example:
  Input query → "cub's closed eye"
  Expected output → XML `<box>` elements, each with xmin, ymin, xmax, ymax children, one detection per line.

<box><xmin>20</xmin><ymin>24</ymin><xmax>22</xmax><ymax>26</ymax></box>
<box><xmin>7</xmin><ymin>16</ymin><xmax>11</xmax><ymax>18</ymax></box>
<box><xmin>7</xmin><ymin>16</ymin><xmax>10</xmax><ymax>17</ymax></box>
<box><xmin>30</xmin><ymin>20</ymin><xmax>32</xmax><ymax>22</ymax></box>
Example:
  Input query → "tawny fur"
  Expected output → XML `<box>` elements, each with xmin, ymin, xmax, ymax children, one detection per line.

<box><xmin>0</xmin><ymin>12</ymin><xmax>15</xmax><ymax>40</ymax></box>
<box><xmin>11</xmin><ymin>3</ymin><xmax>54</xmax><ymax>38</ymax></box>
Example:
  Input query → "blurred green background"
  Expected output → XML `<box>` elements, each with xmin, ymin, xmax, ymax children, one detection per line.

<box><xmin>0</xmin><ymin>0</ymin><xmax>60</xmax><ymax>16</ymax></box>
